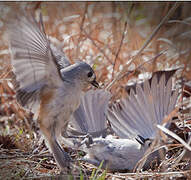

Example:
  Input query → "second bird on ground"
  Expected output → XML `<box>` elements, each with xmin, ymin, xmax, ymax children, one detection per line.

<box><xmin>66</xmin><ymin>71</ymin><xmax>179</xmax><ymax>171</ymax></box>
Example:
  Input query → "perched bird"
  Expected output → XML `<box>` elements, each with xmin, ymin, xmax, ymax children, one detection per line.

<box><xmin>7</xmin><ymin>12</ymin><xmax>99</xmax><ymax>170</ymax></box>
<box><xmin>67</xmin><ymin>70</ymin><xmax>179</xmax><ymax>171</ymax></box>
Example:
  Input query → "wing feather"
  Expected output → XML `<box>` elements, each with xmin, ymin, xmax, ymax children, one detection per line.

<box><xmin>7</xmin><ymin>12</ymin><xmax>70</xmax><ymax>110</ymax></box>
<box><xmin>108</xmin><ymin>70</ymin><xmax>179</xmax><ymax>139</ymax></box>
<box><xmin>68</xmin><ymin>89</ymin><xmax>111</xmax><ymax>137</ymax></box>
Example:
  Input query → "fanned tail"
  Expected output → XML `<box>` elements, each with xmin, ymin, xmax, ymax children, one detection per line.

<box><xmin>108</xmin><ymin>70</ymin><xmax>179</xmax><ymax>140</ymax></box>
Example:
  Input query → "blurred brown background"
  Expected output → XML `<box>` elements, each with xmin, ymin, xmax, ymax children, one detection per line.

<box><xmin>0</xmin><ymin>2</ymin><xmax>191</xmax><ymax>178</ymax></box>
<box><xmin>1</xmin><ymin>2</ymin><xmax>191</xmax><ymax>94</ymax></box>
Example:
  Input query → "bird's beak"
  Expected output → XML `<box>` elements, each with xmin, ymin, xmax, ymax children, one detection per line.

<box><xmin>135</xmin><ymin>135</ymin><xmax>146</xmax><ymax>145</ymax></box>
<box><xmin>91</xmin><ymin>79</ymin><xmax>99</xmax><ymax>88</ymax></box>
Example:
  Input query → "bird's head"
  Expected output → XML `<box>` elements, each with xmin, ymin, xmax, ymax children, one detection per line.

<box><xmin>61</xmin><ymin>61</ymin><xmax>99</xmax><ymax>90</ymax></box>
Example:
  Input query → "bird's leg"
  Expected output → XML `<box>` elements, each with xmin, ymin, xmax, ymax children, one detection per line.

<box><xmin>63</xmin><ymin>132</ymin><xmax>90</xmax><ymax>139</ymax></box>
<box><xmin>62</xmin><ymin>127</ymin><xmax>87</xmax><ymax>139</ymax></box>
<box><xmin>49</xmin><ymin>136</ymin><xmax>71</xmax><ymax>169</ymax></box>
<box><xmin>77</xmin><ymin>134</ymin><xmax>93</xmax><ymax>148</ymax></box>
<box><xmin>39</xmin><ymin>121</ymin><xmax>71</xmax><ymax>171</ymax></box>
<box><xmin>62</xmin><ymin>129</ymin><xmax>93</xmax><ymax>148</ymax></box>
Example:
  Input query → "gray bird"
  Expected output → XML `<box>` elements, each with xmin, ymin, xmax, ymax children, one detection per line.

<box><xmin>7</xmin><ymin>12</ymin><xmax>99</xmax><ymax>170</ymax></box>
<box><xmin>67</xmin><ymin>71</ymin><xmax>179</xmax><ymax>171</ymax></box>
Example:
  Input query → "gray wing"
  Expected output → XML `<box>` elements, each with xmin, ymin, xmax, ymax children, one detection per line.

<box><xmin>108</xmin><ymin>70</ymin><xmax>179</xmax><ymax>139</ymax></box>
<box><xmin>50</xmin><ymin>44</ymin><xmax>70</xmax><ymax>69</ymax></box>
<box><xmin>7</xmin><ymin>12</ymin><xmax>70</xmax><ymax>111</ymax></box>
<box><xmin>68</xmin><ymin>89</ymin><xmax>111</xmax><ymax>138</ymax></box>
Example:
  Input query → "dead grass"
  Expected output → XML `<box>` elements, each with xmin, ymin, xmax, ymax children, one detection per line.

<box><xmin>0</xmin><ymin>2</ymin><xmax>191</xmax><ymax>179</ymax></box>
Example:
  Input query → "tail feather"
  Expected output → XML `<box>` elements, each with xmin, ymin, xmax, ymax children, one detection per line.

<box><xmin>108</xmin><ymin>70</ymin><xmax>179</xmax><ymax>139</ymax></box>
<box><xmin>164</xmin><ymin>75</ymin><xmax>173</xmax><ymax>116</ymax></box>
<box><xmin>108</xmin><ymin>105</ymin><xmax>137</xmax><ymax>138</ymax></box>
<box><xmin>68</xmin><ymin>89</ymin><xmax>111</xmax><ymax>137</ymax></box>
<box><xmin>143</xmin><ymin>79</ymin><xmax>158</xmax><ymax>126</ymax></box>
<box><xmin>168</xmin><ymin>88</ymin><xmax>179</xmax><ymax>115</ymax></box>
<box><xmin>136</xmin><ymin>83</ymin><xmax>155</xmax><ymax>135</ymax></box>
<box><xmin>128</xmin><ymin>85</ymin><xmax>154</xmax><ymax>138</ymax></box>
<box><xmin>159</xmin><ymin>73</ymin><xmax>165</xmax><ymax>123</ymax></box>
<box><xmin>150</xmin><ymin>74</ymin><xmax>160</xmax><ymax>124</ymax></box>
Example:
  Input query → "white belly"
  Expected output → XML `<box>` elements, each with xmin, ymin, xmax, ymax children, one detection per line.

<box><xmin>41</xmin><ymin>84</ymin><xmax>82</xmax><ymax>137</ymax></box>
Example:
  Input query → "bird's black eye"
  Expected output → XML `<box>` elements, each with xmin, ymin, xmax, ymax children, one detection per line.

<box><xmin>87</xmin><ymin>71</ymin><xmax>93</xmax><ymax>77</ymax></box>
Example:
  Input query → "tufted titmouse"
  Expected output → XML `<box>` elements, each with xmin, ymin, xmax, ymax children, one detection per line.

<box><xmin>7</xmin><ymin>12</ymin><xmax>99</xmax><ymax>170</ymax></box>
<box><xmin>67</xmin><ymin>71</ymin><xmax>179</xmax><ymax>171</ymax></box>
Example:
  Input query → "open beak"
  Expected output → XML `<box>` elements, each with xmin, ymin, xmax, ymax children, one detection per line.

<box><xmin>91</xmin><ymin>79</ymin><xmax>99</xmax><ymax>88</ymax></box>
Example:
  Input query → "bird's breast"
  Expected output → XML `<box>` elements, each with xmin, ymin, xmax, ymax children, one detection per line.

<box><xmin>56</xmin><ymin>85</ymin><xmax>82</xmax><ymax>112</ymax></box>
<box><xmin>38</xmin><ymin>84</ymin><xmax>82</xmax><ymax>130</ymax></box>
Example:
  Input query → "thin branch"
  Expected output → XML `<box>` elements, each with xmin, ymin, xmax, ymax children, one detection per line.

<box><xmin>171</xmin><ymin>136</ymin><xmax>191</xmax><ymax>166</ymax></box>
<box><xmin>0</xmin><ymin>154</ymin><xmax>52</xmax><ymax>159</ymax></box>
<box><xmin>109</xmin><ymin>170</ymin><xmax>191</xmax><ymax>179</ymax></box>
<box><xmin>75</xmin><ymin>2</ymin><xmax>88</xmax><ymax>58</ymax></box>
<box><xmin>157</xmin><ymin>125</ymin><xmax>191</xmax><ymax>152</ymax></box>
<box><xmin>112</xmin><ymin>19</ymin><xmax>128</xmax><ymax>79</ymax></box>
<box><xmin>88</xmin><ymin>35</ymin><xmax>124</xmax><ymax>63</ymax></box>
<box><xmin>111</xmin><ymin>4</ymin><xmax>134</xmax><ymax>79</ymax></box>
<box><xmin>168</xmin><ymin>19</ymin><xmax>191</xmax><ymax>26</ymax></box>
<box><xmin>105</xmin><ymin>49</ymin><xmax>166</xmax><ymax>90</ymax></box>
<box><xmin>82</xmin><ymin>29</ymin><xmax>113</xmax><ymax>64</ymax></box>
<box><xmin>106</xmin><ymin>2</ymin><xmax>180</xmax><ymax>90</ymax></box>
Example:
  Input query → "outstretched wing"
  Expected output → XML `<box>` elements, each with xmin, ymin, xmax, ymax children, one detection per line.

<box><xmin>7</xmin><ymin>12</ymin><xmax>70</xmax><ymax>111</ymax></box>
<box><xmin>68</xmin><ymin>89</ymin><xmax>111</xmax><ymax>137</ymax></box>
<box><xmin>108</xmin><ymin>70</ymin><xmax>179</xmax><ymax>139</ymax></box>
